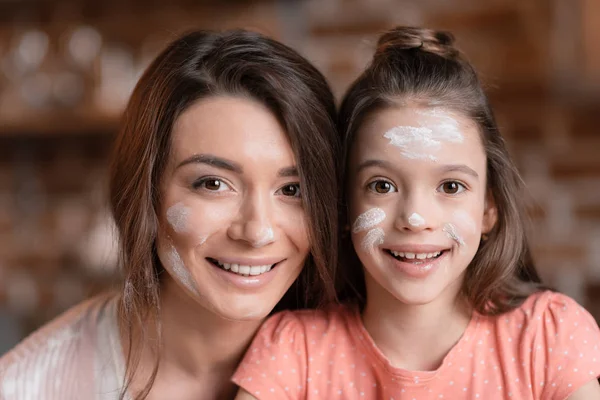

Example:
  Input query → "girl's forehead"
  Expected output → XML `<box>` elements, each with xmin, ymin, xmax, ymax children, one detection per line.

<box><xmin>360</xmin><ymin>106</ymin><xmax>477</xmax><ymax>137</ymax></box>
<box><xmin>351</xmin><ymin>106</ymin><xmax>486</xmax><ymax>172</ymax></box>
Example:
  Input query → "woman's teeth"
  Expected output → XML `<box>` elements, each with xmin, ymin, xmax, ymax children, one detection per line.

<box><xmin>390</xmin><ymin>250</ymin><xmax>442</xmax><ymax>260</ymax></box>
<box><xmin>215</xmin><ymin>260</ymin><xmax>273</xmax><ymax>276</ymax></box>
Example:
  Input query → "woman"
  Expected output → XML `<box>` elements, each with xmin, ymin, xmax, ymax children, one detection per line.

<box><xmin>0</xmin><ymin>29</ymin><xmax>339</xmax><ymax>400</ymax></box>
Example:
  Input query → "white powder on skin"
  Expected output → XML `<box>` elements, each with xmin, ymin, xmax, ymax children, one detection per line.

<box><xmin>353</xmin><ymin>208</ymin><xmax>386</xmax><ymax>233</ymax></box>
<box><xmin>252</xmin><ymin>226</ymin><xmax>274</xmax><ymax>248</ymax></box>
<box><xmin>166</xmin><ymin>202</ymin><xmax>191</xmax><ymax>233</ymax></box>
<box><xmin>452</xmin><ymin>209</ymin><xmax>477</xmax><ymax>233</ymax></box>
<box><xmin>362</xmin><ymin>228</ymin><xmax>385</xmax><ymax>252</ymax></box>
<box><xmin>167</xmin><ymin>246</ymin><xmax>199</xmax><ymax>295</ymax></box>
<box><xmin>383</xmin><ymin>108</ymin><xmax>464</xmax><ymax>161</ymax></box>
<box><xmin>443</xmin><ymin>223</ymin><xmax>465</xmax><ymax>247</ymax></box>
<box><xmin>408</xmin><ymin>212</ymin><xmax>425</xmax><ymax>227</ymax></box>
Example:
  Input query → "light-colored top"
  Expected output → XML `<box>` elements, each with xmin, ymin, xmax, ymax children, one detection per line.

<box><xmin>0</xmin><ymin>294</ymin><xmax>128</xmax><ymax>400</ymax></box>
<box><xmin>233</xmin><ymin>291</ymin><xmax>600</xmax><ymax>399</ymax></box>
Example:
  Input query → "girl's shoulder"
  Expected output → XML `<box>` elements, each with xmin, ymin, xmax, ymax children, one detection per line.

<box><xmin>257</xmin><ymin>303</ymin><xmax>358</xmax><ymax>342</ymax></box>
<box><xmin>489</xmin><ymin>290</ymin><xmax>598</xmax><ymax>334</ymax></box>
<box><xmin>233</xmin><ymin>303</ymin><xmax>362</xmax><ymax>398</ymax></box>
<box><xmin>0</xmin><ymin>293</ymin><xmax>121</xmax><ymax>397</ymax></box>
<box><xmin>489</xmin><ymin>290</ymin><xmax>600</xmax><ymax>399</ymax></box>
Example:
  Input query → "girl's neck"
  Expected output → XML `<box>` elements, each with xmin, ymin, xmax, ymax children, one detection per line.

<box><xmin>361</xmin><ymin>277</ymin><xmax>472</xmax><ymax>372</ymax></box>
<box><xmin>123</xmin><ymin>277</ymin><xmax>264</xmax><ymax>399</ymax></box>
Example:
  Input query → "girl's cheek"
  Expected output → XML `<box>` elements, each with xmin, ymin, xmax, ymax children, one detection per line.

<box><xmin>451</xmin><ymin>209</ymin><xmax>478</xmax><ymax>235</ymax></box>
<box><xmin>443</xmin><ymin>209</ymin><xmax>480</xmax><ymax>249</ymax></box>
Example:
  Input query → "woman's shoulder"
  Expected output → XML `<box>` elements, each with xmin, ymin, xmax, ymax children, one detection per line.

<box><xmin>0</xmin><ymin>293</ymin><xmax>120</xmax><ymax>395</ymax></box>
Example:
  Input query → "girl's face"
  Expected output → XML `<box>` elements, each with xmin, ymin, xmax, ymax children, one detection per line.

<box><xmin>347</xmin><ymin>106</ymin><xmax>497</xmax><ymax>306</ymax></box>
<box><xmin>156</xmin><ymin>96</ymin><xmax>309</xmax><ymax>321</ymax></box>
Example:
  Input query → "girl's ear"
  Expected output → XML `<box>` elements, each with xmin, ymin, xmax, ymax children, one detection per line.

<box><xmin>482</xmin><ymin>190</ymin><xmax>498</xmax><ymax>235</ymax></box>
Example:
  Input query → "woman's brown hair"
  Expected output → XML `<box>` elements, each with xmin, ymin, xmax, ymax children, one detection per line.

<box><xmin>337</xmin><ymin>26</ymin><xmax>545</xmax><ymax>316</ymax></box>
<box><xmin>109</xmin><ymin>29</ymin><xmax>339</xmax><ymax>399</ymax></box>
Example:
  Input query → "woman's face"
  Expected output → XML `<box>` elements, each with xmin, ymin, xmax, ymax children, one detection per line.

<box><xmin>156</xmin><ymin>96</ymin><xmax>309</xmax><ymax>320</ymax></box>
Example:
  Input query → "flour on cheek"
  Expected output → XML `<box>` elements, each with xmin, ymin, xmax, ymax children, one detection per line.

<box><xmin>443</xmin><ymin>223</ymin><xmax>466</xmax><ymax>247</ymax></box>
<box><xmin>166</xmin><ymin>245</ymin><xmax>200</xmax><ymax>295</ymax></box>
<box><xmin>353</xmin><ymin>208</ymin><xmax>387</xmax><ymax>253</ymax></box>
<box><xmin>166</xmin><ymin>202</ymin><xmax>192</xmax><ymax>233</ymax></box>
<box><xmin>352</xmin><ymin>208</ymin><xmax>386</xmax><ymax>233</ymax></box>
<box><xmin>362</xmin><ymin>227</ymin><xmax>385</xmax><ymax>252</ymax></box>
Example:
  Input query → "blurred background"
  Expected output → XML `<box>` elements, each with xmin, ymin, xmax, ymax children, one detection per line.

<box><xmin>0</xmin><ymin>0</ymin><xmax>599</xmax><ymax>355</ymax></box>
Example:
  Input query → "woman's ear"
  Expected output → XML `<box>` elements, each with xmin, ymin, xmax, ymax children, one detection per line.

<box><xmin>482</xmin><ymin>190</ymin><xmax>498</xmax><ymax>235</ymax></box>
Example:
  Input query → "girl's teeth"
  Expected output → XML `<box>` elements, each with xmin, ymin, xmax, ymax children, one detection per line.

<box><xmin>217</xmin><ymin>261</ymin><xmax>272</xmax><ymax>276</ymax></box>
<box><xmin>390</xmin><ymin>250</ymin><xmax>442</xmax><ymax>259</ymax></box>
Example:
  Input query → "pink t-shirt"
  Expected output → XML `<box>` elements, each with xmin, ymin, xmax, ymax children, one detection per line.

<box><xmin>233</xmin><ymin>291</ymin><xmax>600</xmax><ymax>399</ymax></box>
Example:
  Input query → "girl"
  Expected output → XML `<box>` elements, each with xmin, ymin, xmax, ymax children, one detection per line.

<box><xmin>0</xmin><ymin>30</ymin><xmax>340</xmax><ymax>399</ymax></box>
<box><xmin>232</xmin><ymin>26</ymin><xmax>600</xmax><ymax>399</ymax></box>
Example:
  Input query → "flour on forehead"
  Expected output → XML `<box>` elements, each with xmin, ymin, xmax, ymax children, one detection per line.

<box><xmin>383</xmin><ymin>107</ymin><xmax>464</xmax><ymax>161</ymax></box>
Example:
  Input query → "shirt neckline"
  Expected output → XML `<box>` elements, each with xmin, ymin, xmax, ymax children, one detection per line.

<box><xmin>347</xmin><ymin>303</ymin><xmax>481</xmax><ymax>384</ymax></box>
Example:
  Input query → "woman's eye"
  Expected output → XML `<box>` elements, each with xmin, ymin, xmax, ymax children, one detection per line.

<box><xmin>367</xmin><ymin>180</ymin><xmax>396</xmax><ymax>194</ymax></box>
<box><xmin>277</xmin><ymin>183</ymin><xmax>301</xmax><ymax>198</ymax></box>
<box><xmin>438</xmin><ymin>181</ymin><xmax>466</xmax><ymax>195</ymax></box>
<box><xmin>194</xmin><ymin>178</ymin><xmax>230</xmax><ymax>192</ymax></box>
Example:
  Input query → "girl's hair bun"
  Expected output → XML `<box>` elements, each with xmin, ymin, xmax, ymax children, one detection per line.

<box><xmin>375</xmin><ymin>26</ymin><xmax>459</xmax><ymax>60</ymax></box>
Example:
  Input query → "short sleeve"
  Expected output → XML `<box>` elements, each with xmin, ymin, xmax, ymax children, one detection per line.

<box><xmin>232</xmin><ymin>311</ymin><xmax>308</xmax><ymax>400</ymax></box>
<box><xmin>538</xmin><ymin>293</ymin><xmax>600</xmax><ymax>400</ymax></box>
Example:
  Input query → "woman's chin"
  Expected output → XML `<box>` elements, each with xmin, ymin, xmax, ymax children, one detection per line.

<box><xmin>211</xmin><ymin>302</ymin><xmax>272</xmax><ymax>322</ymax></box>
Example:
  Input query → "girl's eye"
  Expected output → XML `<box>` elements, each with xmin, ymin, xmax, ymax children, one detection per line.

<box><xmin>438</xmin><ymin>181</ymin><xmax>466</xmax><ymax>195</ymax></box>
<box><xmin>194</xmin><ymin>178</ymin><xmax>231</xmax><ymax>192</ymax></box>
<box><xmin>367</xmin><ymin>180</ymin><xmax>397</xmax><ymax>194</ymax></box>
<box><xmin>277</xmin><ymin>183</ymin><xmax>301</xmax><ymax>198</ymax></box>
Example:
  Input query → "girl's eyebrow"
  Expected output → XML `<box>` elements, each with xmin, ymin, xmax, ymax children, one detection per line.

<box><xmin>437</xmin><ymin>164</ymin><xmax>479</xmax><ymax>178</ymax></box>
<box><xmin>356</xmin><ymin>159</ymin><xmax>393</xmax><ymax>174</ymax></box>
<box><xmin>356</xmin><ymin>159</ymin><xmax>479</xmax><ymax>179</ymax></box>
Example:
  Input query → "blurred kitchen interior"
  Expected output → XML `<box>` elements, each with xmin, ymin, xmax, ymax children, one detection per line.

<box><xmin>1</xmin><ymin>0</ymin><xmax>599</xmax><ymax>354</ymax></box>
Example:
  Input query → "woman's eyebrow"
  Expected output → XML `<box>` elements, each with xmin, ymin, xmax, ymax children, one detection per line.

<box><xmin>176</xmin><ymin>153</ymin><xmax>243</xmax><ymax>173</ymax></box>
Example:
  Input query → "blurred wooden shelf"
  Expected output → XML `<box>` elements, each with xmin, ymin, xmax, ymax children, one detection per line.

<box><xmin>0</xmin><ymin>111</ymin><xmax>119</xmax><ymax>137</ymax></box>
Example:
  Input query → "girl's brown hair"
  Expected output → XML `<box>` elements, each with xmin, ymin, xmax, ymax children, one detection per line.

<box><xmin>109</xmin><ymin>29</ymin><xmax>339</xmax><ymax>399</ymax></box>
<box><xmin>337</xmin><ymin>26</ymin><xmax>545</xmax><ymax>316</ymax></box>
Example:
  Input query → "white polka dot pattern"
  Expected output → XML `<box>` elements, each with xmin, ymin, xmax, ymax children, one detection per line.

<box><xmin>232</xmin><ymin>291</ymin><xmax>600</xmax><ymax>399</ymax></box>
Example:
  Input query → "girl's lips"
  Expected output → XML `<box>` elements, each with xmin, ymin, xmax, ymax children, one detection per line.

<box><xmin>384</xmin><ymin>244</ymin><xmax>450</xmax><ymax>254</ymax></box>
<box><xmin>384</xmin><ymin>248</ymin><xmax>450</xmax><ymax>278</ymax></box>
